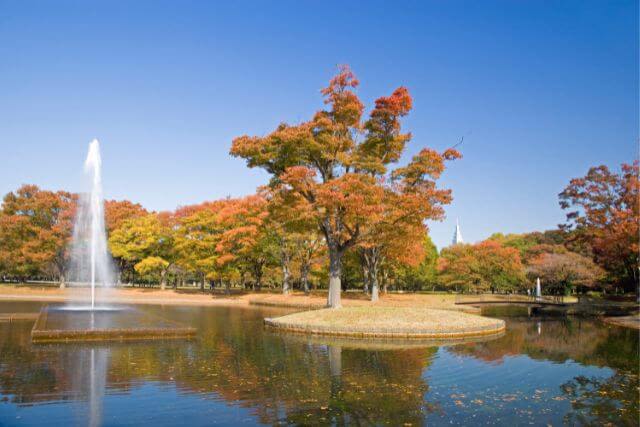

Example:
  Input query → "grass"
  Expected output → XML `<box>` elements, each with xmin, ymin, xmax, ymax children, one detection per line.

<box><xmin>265</xmin><ymin>306</ymin><xmax>505</xmax><ymax>338</ymax></box>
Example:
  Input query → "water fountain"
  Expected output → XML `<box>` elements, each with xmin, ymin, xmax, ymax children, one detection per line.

<box><xmin>31</xmin><ymin>139</ymin><xmax>195</xmax><ymax>342</ymax></box>
<box><xmin>66</xmin><ymin>139</ymin><xmax>116</xmax><ymax>310</ymax></box>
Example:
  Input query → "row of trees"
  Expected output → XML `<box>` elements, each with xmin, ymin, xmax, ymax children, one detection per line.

<box><xmin>439</xmin><ymin>156</ymin><xmax>639</xmax><ymax>297</ymax></box>
<box><xmin>437</xmin><ymin>231</ymin><xmax>605</xmax><ymax>296</ymax></box>
<box><xmin>0</xmin><ymin>165</ymin><xmax>635</xmax><ymax>299</ymax></box>
<box><xmin>0</xmin><ymin>67</ymin><xmax>637</xmax><ymax>304</ymax></box>
<box><xmin>438</xmin><ymin>158</ymin><xmax>639</xmax><ymax>296</ymax></box>
<box><xmin>0</xmin><ymin>184</ymin><xmax>441</xmax><ymax>297</ymax></box>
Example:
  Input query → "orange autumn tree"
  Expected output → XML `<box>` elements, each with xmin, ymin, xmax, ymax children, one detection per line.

<box><xmin>104</xmin><ymin>199</ymin><xmax>147</xmax><ymax>234</ymax></box>
<box><xmin>265</xmin><ymin>187</ymin><xmax>324</xmax><ymax>295</ymax></box>
<box><xmin>559</xmin><ymin>162</ymin><xmax>639</xmax><ymax>294</ymax></box>
<box><xmin>0</xmin><ymin>185</ymin><xmax>76</xmax><ymax>287</ymax></box>
<box><xmin>215</xmin><ymin>195</ymin><xmax>275</xmax><ymax>291</ymax></box>
<box><xmin>438</xmin><ymin>241</ymin><xmax>525</xmax><ymax>293</ymax></box>
<box><xmin>355</xmin><ymin>85</ymin><xmax>459</xmax><ymax>301</ymax></box>
<box><xmin>231</xmin><ymin>66</ymin><xmax>458</xmax><ymax>307</ymax></box>
<box><xmin>358</xmin><ymin>215</ymin><xmax>426</xmax><ymax>301</ymax></box>
<box><xmin>357</xmin><ymin>189</ymin><xmax>426</xmax><ymax>301</ymax></box>
<box><xmin>264</xmin><ymin>189</ymin><xmax>296</xmax><ymax>295</ymax></box>
<box><xmin>358</xmin><ymin>147</ymin><xmax>461</xmax><ymax>302</ymax></box>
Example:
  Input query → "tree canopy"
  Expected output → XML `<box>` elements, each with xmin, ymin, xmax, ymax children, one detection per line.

<box><xmin>0</xmin><ymin>185</ymin><xmax>75</xmax><ymax>284</ymax></box>
<box><xmin>231</xmin><ymin>65</ymin><xmax>459</xmax><ymax>307</ymax></box>
<box><xmin>559</xmin><ymin>162</ymin><xmax>639</xmax><ymax>292</ymax></box>
<box><xmin>438</xmin><ymin>241</ymin><xmax>525</xmax><ymax>293</ymax></box>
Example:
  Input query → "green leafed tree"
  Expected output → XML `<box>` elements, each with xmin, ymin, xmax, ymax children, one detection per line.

<box><xmin>394</xmin><ymin>236</ymin><xmax>439</xmax><ymax>292</ymax></box>
<box><xmin>108</xmin><ymin>212</ymin><xmax>175</xmax><ymax>289</ymax></box>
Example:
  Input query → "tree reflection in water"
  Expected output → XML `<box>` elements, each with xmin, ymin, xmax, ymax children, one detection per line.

<box><xmin>0</xmin><ymin>304</ymin><xmax>637</xmax><ymax>425</ymax></box>
<box><xmin>450</xmin><ymin>312</ymin><xmax>639</xmax><ymax>426</ymax></box>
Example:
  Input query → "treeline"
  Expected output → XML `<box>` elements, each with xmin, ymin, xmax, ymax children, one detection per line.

<box><xmin>0</xmin><ymin>67</ymin><xmax>637</xmax><ymax>304</ymax></box>
<box><xmin>439</xmin><ymin>160</ymin><xmax>638</xmax><ymax>296</ymax></box>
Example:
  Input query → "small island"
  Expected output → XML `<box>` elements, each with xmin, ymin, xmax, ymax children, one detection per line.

<box><xmin>265</xmin><ymin>306</ymin><xmax>505</xmax><ymax>339</ymax></box>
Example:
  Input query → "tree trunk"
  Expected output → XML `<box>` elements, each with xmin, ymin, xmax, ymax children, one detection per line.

<box><xmin>301</xmin><ymin>263</ymin><xmax>310</xmax><ymax>295</ymax></box>
<box><xmin>362</xmin><ymin>262</ymin><xmax>369</xmax><ymax>295</ymax></box>
<box><xmin>363</xmin><ymin>248</ymin><xmax>380</xmax><ymax>302</ymax></box>
<box><xmin>282</xmin><ymin>266</ymin><xmax>290</xmax><ymax>294</ymax></box>
<box><xmin>252</xmin><ymin>262</ymin><xmax>264</xmax><ymax>292</ymax></box>
<box><xmin>327</xmin><ymin>247</ymin><xmax>342</xmax><ymax>308</ymax></box>
<box><xmin>160</xmin><ymin>269</ymin><xmax>166</xmax><ymax>291</ymax></box>
<box><xmin>370</xmin><ymin>267</ymin><xmax>379</xmax><ymax>302</ymax></box>
<box><xmin>382</xmin><ymin>269</ymin><xmax>388</xmax><ymax>294</ymax></box>
<box><xmin>282</xmin><ymin>253</ymin><xmax>291</xmax><ymax>295</ymax></box>
<box><xmin>201</xmin><ymin>273</ymin><xmax>206</xmax><ymax>293</ymax></box>
<box><xmin>255</xmin><ymin>270</ymin><xmax>262</xmax><ymax>291</ymax></box>
<box><xmin>225</xmin><ymin>281</ymin><xmax>231</xmax><ymax>295</ymax></box>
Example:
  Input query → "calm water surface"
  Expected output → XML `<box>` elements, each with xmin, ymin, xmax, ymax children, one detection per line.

<box><xmin>0</xmin><ymin>302</ymin><xmax>637</xmax><ymax>426</ymax></box>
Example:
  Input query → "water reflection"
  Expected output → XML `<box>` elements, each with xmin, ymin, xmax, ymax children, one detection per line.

<box><xmin>90</xmin><ymin>349</ymin><xmax>107</xmax><ymax>427</ymax></box>
<box><xmin>0</xmin><ymin>303</ymin><xmax>637</xmax><ymax>426</ymax></box>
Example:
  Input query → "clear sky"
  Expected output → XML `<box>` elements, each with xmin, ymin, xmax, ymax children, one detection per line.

<box><xmin>0</xmin><ymin>1</ymin><xmax>637</xmax><ymax>249</ymax></box>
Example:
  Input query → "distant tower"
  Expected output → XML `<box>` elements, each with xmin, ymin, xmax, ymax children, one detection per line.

<box><xmin>452</xmin><ymin>218</ymin><xmax>464</xmax><ymax>245</ymax></box>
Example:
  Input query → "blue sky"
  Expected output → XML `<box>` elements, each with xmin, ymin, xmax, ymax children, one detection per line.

<box><xmin>0</xmin><ymin>1</ymin><xmax>637</xmax><ymax>249</ymax></box>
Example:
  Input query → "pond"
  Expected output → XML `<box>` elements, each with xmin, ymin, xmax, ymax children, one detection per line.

<box><xmin>0</xmin><ymin>302</ymin><xmax>637</xmax><ymax>426</ymax></box>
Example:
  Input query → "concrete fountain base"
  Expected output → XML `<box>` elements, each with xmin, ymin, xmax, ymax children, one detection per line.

<box><xmin>31</xmin><ymin>305</ymin><xmax>196</xmax><ymax>343</ymax></box>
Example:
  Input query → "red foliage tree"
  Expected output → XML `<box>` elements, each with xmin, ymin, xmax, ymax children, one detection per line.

<box><xmin>559</xmin><ymin>162</ymin><xmax>639</xmax><ymax>293</ymax></box>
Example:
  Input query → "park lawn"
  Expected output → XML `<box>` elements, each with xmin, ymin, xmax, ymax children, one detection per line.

<box><xmin>265</xmin><ymin>306</ymin><xmax>505</xmax><ymax>337</ymax></box>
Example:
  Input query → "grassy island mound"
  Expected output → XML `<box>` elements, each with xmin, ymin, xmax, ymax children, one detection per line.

<box><xmin>264</xmin><ymin>307</ymin><xmax>505</xmax><ymax>339</ymax></box>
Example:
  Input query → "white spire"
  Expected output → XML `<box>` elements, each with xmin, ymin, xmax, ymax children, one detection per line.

<box><xmin>452</xmin><ymin>218</ymin><xmax>464</xmax><ymax>245</ymax></box>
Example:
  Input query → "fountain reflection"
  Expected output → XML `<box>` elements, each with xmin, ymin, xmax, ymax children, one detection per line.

<box><xmin>76</xmin><ymin>347</ymin><xmax>109</xmax><ymax>427</ymax></box>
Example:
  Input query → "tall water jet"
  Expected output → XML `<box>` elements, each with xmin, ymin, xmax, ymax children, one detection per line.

<box><xmin>68</xmin><ymin>139</ymin><xmax>115</xmax><ymax>309</ymax></box>
<box><xmin>31</xmin><ymin>139</ymin><xmax>195</xmax><ymax>342</ymax></box>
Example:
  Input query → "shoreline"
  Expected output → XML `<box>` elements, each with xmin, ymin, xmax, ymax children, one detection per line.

<box><xmin>0</xmin><ymin>288</ymin><xmax>248</xmax><ymax>308</ymax></box>
<box><xmin>0</xmin><ymin>285</ymin><xmax>478</xmax><ymax>312</ymax></box>
<box><xmin>602</xmin><ymin>314</ymin><xmax>640</xmax><ymax>330</ymax></box>
<box><xmin>1</xmin><ymin>287</ymin><xmax>635</xmax><ymax>322</ymax></box>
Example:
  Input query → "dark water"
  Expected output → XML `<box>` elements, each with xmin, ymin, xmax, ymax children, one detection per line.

<box><xmin>0</xmin><ymin>302</ymin><xmax>637</xmax><ymax>426</ymax></box>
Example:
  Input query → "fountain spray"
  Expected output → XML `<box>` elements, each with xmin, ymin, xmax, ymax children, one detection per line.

<box><xmin>87</xmin><ymin>141</ymin><xmax>100</xmax><ymax>308</ymax></box>
<box><xmin>69</xmin><ymin>139</ymin><xmax>115</xmax><ymax>309</ymax></box>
